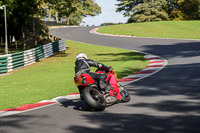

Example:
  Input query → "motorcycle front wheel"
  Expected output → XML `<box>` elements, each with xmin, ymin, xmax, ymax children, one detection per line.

<box><xmin>82</xmin><ymin>87</ymin><xmax>107</xmax><ymax>110</ymax></box>
<box><xmin>118</xmin><ymin>84</ymin><xmax>130</xmax><ymax>102</ymax></box>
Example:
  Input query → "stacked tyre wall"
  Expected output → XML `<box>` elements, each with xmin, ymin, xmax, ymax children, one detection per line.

<box><xmin>0</xmin><ymin>40</ymin><xmax>66</xmax><ymax>74</ymax></box>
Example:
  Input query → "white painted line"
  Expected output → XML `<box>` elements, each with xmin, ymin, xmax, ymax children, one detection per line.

<box><xmin>90</xmin><ymin>27</ymin><xmax>136</xmax><ymax>38</ymax></box>
<box><xmin>141</xmin><ymin>67</ymin><xmax>163</xmax><ymax>71</ymax></box>
<box><xmin>148</xmin><ymin>62</ymin><xmax>165</xmax><ymax>66</ymax></box>
<box><xmin>0</xmin><ymin>103</ymin><xmax>57</xmax><ymax>118</ymax></box>
<box><xmin>124</xmin><ymin>73</ymin><xmax>152</xmax><ymax>78</ymax></box>
<box><xmin>149</xmin><ymin>59</ymin><xmax>165</xmax><ymax>62</ymax></box>
<box><xmin>0</xmin><ymin>111</ymin><xmax>22</xmax><ymax>117</ymax></box>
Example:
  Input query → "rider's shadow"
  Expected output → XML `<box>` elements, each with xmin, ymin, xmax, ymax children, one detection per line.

<box><xmin>58</xmin><ymin>99</ymin><xmax>97</xmax><ymax>112</ymax></box>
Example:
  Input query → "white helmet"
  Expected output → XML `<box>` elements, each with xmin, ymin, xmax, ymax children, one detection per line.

<box><xmin>76</xmin><ymin>53</ymin><xmax>87</xmax><ymax>60</ymax></box>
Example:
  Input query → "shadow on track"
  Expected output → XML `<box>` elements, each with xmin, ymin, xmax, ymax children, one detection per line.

<box><xmin>59</xmin><ymin>100</ymin><xmax>100</xmax><ymax>112</ymax></box>
<box><xmin>67</xmin><ymin>113</ymin><xmax>199</xmax><ymax>133</ymax></box>
<box><xmin>141</xmin><ymin>41</ymin><xmax>200</xmax><ymax>59</ymax></box>
<box><xmin>0</xmin><ymin>114</ymin><xmax>49</xmax><ymax>133</ymax></box>
<box><xmin>65</xmin><ymin>41</ymin><xmax>200</xmax><ymax>133</ymax></box>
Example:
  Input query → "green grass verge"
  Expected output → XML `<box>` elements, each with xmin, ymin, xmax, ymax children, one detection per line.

<box><xmin>0</xmin><ymin>40</ymin><xmax>148</xmax><ymax>110</ymax></box>
<box><xmin>98</xmin><ymin>21</ymin><xmax>200</xmax><ymax>39</ymax></box>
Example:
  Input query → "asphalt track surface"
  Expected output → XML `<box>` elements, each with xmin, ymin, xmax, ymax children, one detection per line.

<box><xmin>1</xmin><ymin>27</ymin><xmax>200</xmax><ymax>133</ymax></box>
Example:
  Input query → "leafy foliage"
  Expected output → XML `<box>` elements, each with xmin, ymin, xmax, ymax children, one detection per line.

<box><xmin>128</xmin><ymin>0</ymin><xmax>168</xmax><ymax>23</ymax></box>
<box><xmin>180</xmin><ymin>0</ymin><xmax>200</xmax><ymax>20</ymax></box>
<box><xmin>116</xmin><ymin>0</ymin><xmax>200</xmax><ymax>23</ymax></box>
<box><xmin>0</xmin><ymin>0</ymin><xmax>48</xmax><ymax>50</ymax></box>
<box><xmin>116</xmin><ymin>0</ymin><xmax>144</xmax><ymax>17</ymax></box>
<box><xmin>0</xmin><ymin>0</ymin><xmax>101</xmax><ymax>53</ymax></box>
<box><xmin>45</xmin><ymin>0</ymin><xmax>101</xmax><ymax>25</ymax></box>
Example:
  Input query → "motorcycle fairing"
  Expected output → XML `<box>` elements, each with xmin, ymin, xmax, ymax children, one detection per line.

<box><xmin>75</xmin><ymin>70</ymin><xmax>121</xmax><ymax>101</ymax></box>
<box><xmin>106</xmin><ymin>73</ymin><xmax>121</xmax><ymax>100</ymax></box>
<box><xmin>78</xmin><ymin>74</ymin><xmax>95</xmax><ymax>84</ymax></box>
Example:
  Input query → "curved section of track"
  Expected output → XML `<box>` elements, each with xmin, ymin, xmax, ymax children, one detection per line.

<box><xmin>1</xmin><ymin>27</ymin><xmax>200</xmax><ymax>133</ymax></box>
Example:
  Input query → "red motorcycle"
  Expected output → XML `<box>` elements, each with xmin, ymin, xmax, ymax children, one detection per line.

<box><xmin>74</xmin><ymin>69</ymin><xmax>130</xmax><ymax>110</ymax></box>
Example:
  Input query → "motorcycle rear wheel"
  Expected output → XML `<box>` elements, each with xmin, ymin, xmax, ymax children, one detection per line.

<box><xmin>82</xmin><ymin>87</ymin><xmax>107</xmax><ymax>110</ymax></box>
<box><xmin>118</xmin><ymin>84</ymin><xmax>130</xmax><ymax>102</ymax></box>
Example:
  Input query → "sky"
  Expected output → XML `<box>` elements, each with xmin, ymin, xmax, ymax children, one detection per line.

<box><xmin>81</xmin><ymin>0</ymin><xmax>128</xmax><ymax>26</ymax></box>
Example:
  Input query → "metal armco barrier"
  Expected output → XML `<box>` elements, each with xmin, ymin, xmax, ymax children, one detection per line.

<box><xmin>0</xmin><ymin>40</ymin><xmax>66</xmax><ymax>74</ymax></box>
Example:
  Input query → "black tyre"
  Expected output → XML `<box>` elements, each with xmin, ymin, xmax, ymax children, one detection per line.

<box><xmin>82</xmin><ymin>87</ymin><xmax>106</xmax><ymax>110</ymax></box>
<box><xmin>118</xmin><ymin>84</ymin><xmax>130</xmax><ymax>102</ymax></box>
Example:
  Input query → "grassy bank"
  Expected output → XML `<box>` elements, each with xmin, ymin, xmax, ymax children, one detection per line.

<box><xmin>98</xmin><ymin>21</ymin><xmax>200</xmax><ymax>39</ymax></box>
<box><xmin>0</xmin><ymin>40</ymin><xmax>148</xmax><ymax>110</ymax></box>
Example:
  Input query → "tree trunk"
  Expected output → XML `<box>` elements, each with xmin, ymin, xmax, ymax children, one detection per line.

<box><xmin>48</xmin><ymin>8</ymin><xmax>52</xmax><ymax>21</ymax></box>
<box><xmin>55</xmin><ymin>11</ymin><xmax>59</xmax><ymax>23</ymax></box>
<box><xmin>67</xmin><ymin>17</ymin><xmax>70</xmax><ymax>25</ymax></box>
<box><xmin>22</xmin><ymin>27</ymin><xmax>26</xmax><ymax>50</ymax></box>
<box><xmin>32</xmin><ymin>17</ymin><xmax>37</xmax><ymax>47</ymax></box>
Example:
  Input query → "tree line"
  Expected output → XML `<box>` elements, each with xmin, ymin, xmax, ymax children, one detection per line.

<box><xmin>116</xmin><ymin>0</ymin><xmax>200</xmax><ymax>23</ymax></box>
<box><xmin>43</xmin><ymin>0</ymin><xmax>101</xmax><ymax>25</ymax></box>
<box><xmin>0</xmin><ymin>0</ymin><xmax>101</xmax><ymax>52</ymax></box>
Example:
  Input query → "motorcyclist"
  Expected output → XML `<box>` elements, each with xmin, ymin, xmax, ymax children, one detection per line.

<box><xmin>75</xmin><ymin>53</ymin><xmax>112</xmax><ymax>90</ymax></box>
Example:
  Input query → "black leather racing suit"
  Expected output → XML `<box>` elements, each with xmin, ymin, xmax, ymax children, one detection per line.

<box><xmin>75</xmin><ymin>58</ymin><xmax>111</xmax><ymax>89</ymax></box>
